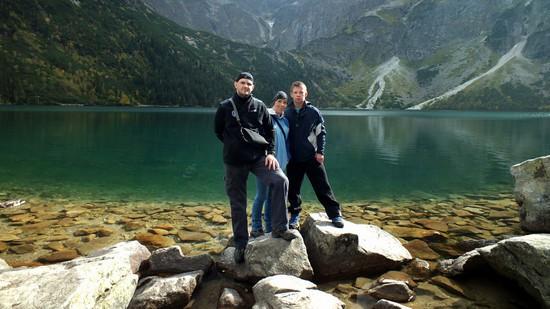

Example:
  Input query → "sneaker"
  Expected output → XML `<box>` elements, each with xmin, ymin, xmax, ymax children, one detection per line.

<box><xmin>331</xmin><ymin>216</ymin><xmax>344</xmax><ymax>228</ymax></box>
<box><xmin>234</xmin><ymin>247</ymin><xmax>245</xmax><ymax>264</ymax></box>
<box><xmin>289</xmin><ymin>213</ymin><xmax>300</xmax><ymax>230</ymax></box>
<box><xmin>272</xmin><ymin>229</ymin><xmax>298</xmax><ymax>241</ymax></box>
<box><xmin>250</xmin><ymin>229</ymin><xmax>264</xmax><ymax>238</ymax></box>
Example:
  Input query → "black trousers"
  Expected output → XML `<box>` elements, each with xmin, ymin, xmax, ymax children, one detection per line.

<box><xmin>286</xmin><ymin>158</ymin><xmax>341</xmax><ymax>219</ymax></box>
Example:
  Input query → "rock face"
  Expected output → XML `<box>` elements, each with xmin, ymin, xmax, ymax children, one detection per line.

<box><xmin>252</xmin><ymin>275</ymin><xmax>345</xmax><ymax>309</ymax></box>
<box><xmin>479</xmin><ymin>234</ymin><xmax>550</xmax><ymax>308</ymax></box>
<box><xmin>511</xmin><ymin>155</ymin><xmax>550</xmax><ymax>232</ymax></box>
<box><xmin>146</xmin><ymin>246</ymin><xmax>213</xmax><ymax>275</ymax></box>
<box><xmin>301</xmin><ymin>213</ymin><xmax>412</xmax><ymax>279</ymax></box>
<box><xmin>0</xmin><ymin>241</ymin><xmax>150</xmax><ymax>309</ymax></box>
<box><xmin>127</xmin><ymin>271</ymin><xmax>203</xmax><ymax>309</ymax></box>
<box><xmin>216</xmin><ymin>230</ymin><xmax>313</xmax><ymax>281</ymax></box>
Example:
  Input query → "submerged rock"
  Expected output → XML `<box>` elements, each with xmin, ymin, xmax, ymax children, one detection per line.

<box><xmin>510</xmin><ymin>155</ymin><xmax>550</xmax><ymax>232</ymax></box>
<box><xmin>252</xmin><ymin>275</ymin><xmax>344</xmax><ymax>309</ymax></box>
<box><xmin>302</xmin><ymin>213</ymin><xmax>411</xmax><ymax>279</ymax></box>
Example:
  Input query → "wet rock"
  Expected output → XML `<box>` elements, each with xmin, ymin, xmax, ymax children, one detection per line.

<box><xmin>38</xmin><ymin>249</ymin><xmax>80</xmax><ymax>263</ymax></box>
<box><xmin>403</xmin><ymin>239</ymin><xmax>440</xmax><ymax>260</ymax></box>
<box><xmin>428</xmin><ymin>242</ymin><xmax>463</xmax><ymax>257</ymax></box>
<box><xmin>178</xmin><ymin>231</ymin><xmax>212</xmax><ymax>242</ymax></box>
<box><xmin>437</xmin><ymin>249</ymin><xmax>487</xmax><ymax>277</ymax></box>
<box><xmin>336</xmin><ymin>283</ymin><xmax>357</xmax><ymax>294</ymax></box>
<box><xmin>128</xmin><ymin>271</ymin><xmax>203</xmax><ymax>309</ymax></box>
<box><xmin>10</xmin><ymin>244</ymin><xmax>35</xmax><ymax>254</ymax></box>
<box><xmin>135</xmin><ymin>232</ymin><xmax>175</xmax><ymax>248</ymax></box>
<box><xmin>217</xmin><ymin>230</ymin><xmax>312</xmax><ymax>282</ymax></box>
<box><xmin>479</xmin><ymin>234</ymin><xmax>550</xmax><ymax>307</ymax></box>
<box><xmin>510</xmin><ymin>155</ymin><xmax>550</xmax><ymax>232</ymax></box>
<box><xmin>218</xmin><ymin>287</ymin><xmax>245</xmax><ymax>309</ymax></box>
<box><xmin>382</xmin><ymin>226</ymin><xmax>446</xmax><ymax>242</ymax></box>
<box><xmin>402</xmin><ymin>258</ymin><xmax>432</xmax><ymax>281</ymax></box>
<box><xmin>153</xmin><ymin>223</ymin><xmax>175</xmax><ymax>230</ymax></box>
<box><xmin>46</xmin><ymin>241</ymin><xmax>65</xmax><ymax>251</ymax></box>
<box><xmin>252</xmin><ymin>275</ymin><xmax>344</xmax><ymax>308</ymax></box>
<box><xmin>355</xmin><ymin>277</ymin><xmax>374</xmax><ymax>289</ymax></box>
<box><xmin>0</xmin><ymin>241</ymin><xmax>7</xmax><ymax>252</ymax></box>
<box><xmin>377</xmin><ymin>271</ymin><xmax>418</xmax><ymax>288</ymax></box>
<box><xmin>147</xmin><ymin>246</ymin><xmax>213</xmax><ymax>275</ymax></box>
<box><xmin>123</xmin><ymin>221</ymin><xmax>146</xmax><ymax>231</ymax></box>
<box><xmin>149</xmin><ymin>228</ymin><xmax>170</xmax><ymax>236</ymax></box>
<box><xmin>8</xmin><ymin>213</ymin><xmax>35</xmax><ymax>223</ymax></box>
<box><xmin>368</xmin><ymin>280</ymin><xmax>415</xmax><ymax>303</ymax></box>
<box><xmin>302</xmin><ymin>213</ymin><xmax>411</xmax><ymax>279</ymax></box>
<box><xmin>0</xmin><ymin>241</ymin><xmax>149</xmax><ymax>308</ymax></box>
<box><xmin>74</xmin><ymin>227</ymin><xmax>115</xmax><ymax>237</ymax></box>
<box><xmin>0</xmin><ymin>234</ymin><xmax>20</xmax><ymax>242</ymax></box>
<box><xmin>372</xmin><ymin>299</ymin><xmax>412</xmax><ymax>309</ymax></box>
<box><xmin>412</xmin><ymin>219</ymin><xmax>449</xmax><ymax>232</ymax></box>
<box><xmin>75</xmin><ymin>236</ymin><xmax>120</xmax><ymax>256</ymax></box>
<box><xmin>430</xmin><ymin>275</ymin><xmax>466</xmax><ymax>297</ymax></box>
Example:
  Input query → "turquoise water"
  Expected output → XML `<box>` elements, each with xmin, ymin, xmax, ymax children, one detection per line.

<box><xmin>0</xmin><ymin>106</ymin><xmax>549</xmax><ymax>202</ymax></box>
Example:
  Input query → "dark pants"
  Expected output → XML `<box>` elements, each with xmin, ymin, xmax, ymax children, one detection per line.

<box><xmin>287</xmin><ymin>158</ymin><xmax>341</xmax><ymax>219</ymax></box>
<box><xmin>224</xmin><ymin>157</ymin><xmax>289</xmax><ymax>249</ymax></box>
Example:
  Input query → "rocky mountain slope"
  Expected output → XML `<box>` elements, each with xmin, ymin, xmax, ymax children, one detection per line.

<box><xmin>146</xmin><ymin>0</ymin><xmax>550</xmax><ymax>110</ymax></box>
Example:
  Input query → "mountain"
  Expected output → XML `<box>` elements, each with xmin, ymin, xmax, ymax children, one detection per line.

<box><xmin>0</xmin><ymin>0</ymin><xmax>342</xmax><ymax>106</ymax></box>
<box><xmin>146</xmin><ymin>0</ymin><xmax>550</xmax><ymax>110</ymax></box>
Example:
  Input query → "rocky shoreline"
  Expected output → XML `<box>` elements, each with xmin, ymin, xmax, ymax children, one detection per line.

<box><xmin>0</xmin><ymin>155</ymin><xmax>549</xmax><ymax>308</ymax></box>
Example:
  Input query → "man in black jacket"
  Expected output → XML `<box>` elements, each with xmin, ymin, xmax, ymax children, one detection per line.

<box><xmin>285</xmin><ymin>81</ymin><xmax>344</xmax><ymax>229</ymax></box>
<box><xmin>214</xmin><ymin>72</ymin><xmax>296</xmax><ymax>264</ymax></box>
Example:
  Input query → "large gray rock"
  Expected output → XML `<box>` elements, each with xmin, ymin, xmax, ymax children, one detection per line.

<box><xmin>302</xmin><ymin>213</ymin><xmax>412</xmax><ymax>279</ymax></box>
<box><xmin>511</xmin><ymin>155</ymin><xmax>550</xmax><ymax>232</ymax></box>
<box><xmin>479</xmin><ymin>234</ymin><xmax>550</xmax><ymax>308</ymax></box>
<box><xmin>0</xmin><ymin>241</ymin><xmax>150</xmax><ymax>309</ymax></box>
<box><xmin>217</xmin><ymin>230</ymin><xmax>313</xmax><ymax>281</ymax></box>
<box><xmin>437</xmin><ymin>248</ymin><xmax>488</xmax><ymax>277</ymax></box>
<box><xmin>252</xmin><ymin>275</ymin><xmax>344</xmax><ymax>309</ymax></box>
<box><xmin>146</xmin><ymin>246</ymin><xmax>213</xmax><ymax>275</ymax></box>
<box><xmin>368</xmin><ymin>280</ymin><xmax>416</xmax><ymax>303</ymax></box>
<box><xmin>127</xmin><ymin>270</ymin><xmax>203</xmax><ymax>309</ymax></box>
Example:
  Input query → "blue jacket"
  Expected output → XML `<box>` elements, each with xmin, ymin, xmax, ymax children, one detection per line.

<box><xmin>286</xmin><ymin>101</ymin><xmax>326</xmax><ymax>162</ymax></box>
<box><xmin>269</xmin><ymin>108</ymin><xmax>290</xmax><ymax>170</ymax></box>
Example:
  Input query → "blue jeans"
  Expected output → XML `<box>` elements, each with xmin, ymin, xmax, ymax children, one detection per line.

<box><xmin>251</xmin><ymin>178</ymin><xmax>272</xmax><ymax>232</ymax></box>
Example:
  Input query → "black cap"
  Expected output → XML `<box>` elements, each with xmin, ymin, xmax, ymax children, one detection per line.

<box><xmin>235</xmin><ymin>72</ymin><xmax>254</xmax><ymax>82</ymax></box>
<box><xmin>273</xmin><ymin>91</ymin><xmax>288</xmax><ymax>102</ymax></box>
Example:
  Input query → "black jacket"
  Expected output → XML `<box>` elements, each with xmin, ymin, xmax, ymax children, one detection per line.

<box><xmin>286</xmin><ymin>101</ymin><xmax>326</xmax><ymax>162</ymax></box>
<box><xmin>214</xmin><ymin>94</ymin><xmax>275</xmax><ymax>165</ymax></box>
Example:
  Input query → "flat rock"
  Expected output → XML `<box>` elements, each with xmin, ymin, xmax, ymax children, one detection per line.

<box><xmin>178</xmin><ymin>231</ymin><xmax>212</xmax><ymax>242</ymax></box>
<box><xmin>302</xmin><ymin>213</ymin><xmax>411</xmax><ymax>279</ymax></box>
<box><xmin>430</xmin><ymin>275</ymin><xmax>466</xmax><ymax>297</ymax></box>
<box><xmin>403</xmin><ymin>239</ymin><xmax>440</xmax><ymax>260</ymax></box>
<box><xmin>146</xmin><ymin>246</ymin><xmax>213</xmax><ymax>275</ymax></box>
<box><xmin>38</xmin><ymin>249</ymin><xmax>80</xmax><ymax>263</ymax></box>
<box><xmin>135</xmin><ymin>232</ymin><xmax>175</xmax><ymax>248</ymax></box>
<box><xmin>382</xmin><ymin>226</ymin><xmax>446</xmax><ymax>242</ymax></box>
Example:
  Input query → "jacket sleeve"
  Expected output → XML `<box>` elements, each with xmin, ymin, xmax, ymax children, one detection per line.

<box><xmin>316</xmin><ymin>112</ymin><xmax>326</xmax><ymax>155</ymax></box>
<box><xmin>262</xmin><ymin>107</ymin><xmax>276</xmax><ymax>155</ymax></box>
<box><xmin>214</xmin><ymin>104</ymin><xmax>225</xmax><ymax>142</ymax></box>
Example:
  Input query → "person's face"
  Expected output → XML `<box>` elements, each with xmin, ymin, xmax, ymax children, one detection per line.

<box><xmin>291</xmin><ymin>85</ymin><xmax>307</xmax><ymax>105</ymax></box>
<box><xmin>273</xmin><ymin>99</ymin><xmax>287</xmax><ymax>116</ymax></box>
<box><xmin>234</xmin><ymin>78</ymin><xmax>254</xmax><ymax>97</ymax></box>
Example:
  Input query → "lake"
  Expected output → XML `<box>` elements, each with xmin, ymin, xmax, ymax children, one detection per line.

<box><xmin>1</xmin><ymin>106</ymin><xmax>549</xmax><ymax>203</ymax></box>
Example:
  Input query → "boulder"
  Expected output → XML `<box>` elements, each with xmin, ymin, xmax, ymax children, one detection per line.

<box><xmin>302</xmin><ymin>213</ymin><xmax>411</xmax><ymax>279</ymax></box>
<box><xmin>252</xmin><ymin>275</ymin><xmax>344</xmax><ymax>309</ymax></box>
<box><xmin>373</xmin><ymin>299</ymin><xmax>412</xmax><ymax>309</ymax></box>
<box><xmin>0</xmin><ymin>241</ymin><xmax>150</xmax><ymax>309</ymax></box>
<box><xmin>437</xmin><ymin>248</ymin><xmax>487</xmax><ymax>277</ymax></box>
<box><xmin>510</xmin><ymin>155</ymin><xmax>550</xmax><ymax>232</ymax></box>
<box><xmin>479</xmin><ymin>234</ymin><xmax>550</xmax><ymax>307</ymax></box>
<box><xmin>217</xmin><ymin>230</ymin><xmax>313</xmax><ymax>282</ymax></box>
<box><xmin>127</xmin><ymin>270</ymin><xmax>203</xmax><ymax>309</ymax></box>
<box><xmin>367</xmin><ymin>279</ymin><xmax>415</xmax><ymax>303</ymax></box>
<box><xmin>146</xmin><ymin>246</ymin><xmax>213</xmax><ymax>275</ymax></box>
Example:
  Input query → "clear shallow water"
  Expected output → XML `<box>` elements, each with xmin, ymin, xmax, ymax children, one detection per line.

<box><xmin>0</xmin><ymin>106</ymin><xmax>549</xmax><ymax>202</ymax></box>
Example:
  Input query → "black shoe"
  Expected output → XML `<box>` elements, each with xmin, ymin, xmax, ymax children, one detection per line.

<box><xmin>331</xmin><ymin>216</ymin><xmax>344</xmax><ymax>228</ymax></box>
<box><xmin>234</xmin><ymin>247</ymin><xmax>245</xmax><ymax>264</ymax></box>
<box><xmin>272</xmin><ymin>229</ymin><xmax>298</xmax><ymax>241</ymax></box>
<box><xmin>250</xmin><ymin>229</ymin><xmax>264</xmax><ymax>238</ymax></box>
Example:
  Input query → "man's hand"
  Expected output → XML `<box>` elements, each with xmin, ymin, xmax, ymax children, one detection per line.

<box><xmin>265</xmin><ymin>154</ymin><xmax>280</xmax><ymax>170</ymax></box>
<box><xmin>315</xmin><ymin>153</ymin><xmax>324</xmax><ymax>164</ymax></box>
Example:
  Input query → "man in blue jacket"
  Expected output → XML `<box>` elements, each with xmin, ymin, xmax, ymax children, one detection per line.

<box><xmin>285</xmin><ymin>81</ymin><xmax>344</xmax><ymax>229</ymax></box>
<box><xmin>214</xmin><ymin>72</ymin><xmax>296</xmax><ymax>264</ymax></box>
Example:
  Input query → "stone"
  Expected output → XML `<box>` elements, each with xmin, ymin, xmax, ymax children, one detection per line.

<box><xmin>0</xmin><ymin>234</ymin><xmax>20</xmax><ymax>242</ymax></box>
<box><xmin>149</xmin><ymin>228</ymin><xmax>170</xmax><ymax>236</ymax></box>
<box><xmin>382</xmin><ymin>226</ymin><xmax>446</xmax><ymax>242</ymax></box>
<box><xmin>135</xmin><ymin>232</ymin><xmax>175</xmax><ymax>248</ymax></box>
<box><xmin>377</xmin><ymin>271</ymin><xmax>417</xmax><ymax>288</ymax></box>
<box><xmin>252</xmin><ymin>275</ymin><xmax>344</xmax><ymax>309</ymax></box>
<box><xmin>218</xmin><ymin>288</ymin><xmax>245</xmax><ymax>309</ymax></box>
<box><xmin>0</xmin><ymin>241</ymin><xmax>7</xmax><ymax>252</ymax></box>
<box><xmin>302</xmin><ymin>213</ymin><xmax>411</xmax><ymax>279</ymax></box>
<box><xmin>430</xmin><ymin>275</ymin><xmax>466</xmax><ymax>297</ymax></box>
<box><xmin>412</xmin><ymin>219</ymin><xmax>449</xmax><ymax>232</ymax></box>
<box><xmin>0</xmin><ymin>241</ymin><xmax>149</xmax><ymax>309</ymax></box>
<box><xmin>217</xmin><ymin>230</ymin><xmax>313</xmax><ymax>281</ymax></box>
<box><xmin>403</xmin><ymin>239</ymin><xmax>440</xmax><ymax>260</ymax></box>
<box><xmin>147</xmin><ymin>246</ymin><xmax>213</xmax><ymax>275</ymax></box>
<box><xmin>177</xmin><ymin>231</ymin><xmax>212</xmax><ymax>242</ymax></box>
<box><xmin>479</xmin><ymin>234</ymin><xmax>550</xmax><ymax>307</ymax></box>
<box><xmin>46</xmin><ymin>241</ymin><xmax>66</xmax><ymax>251</ymax></box>
<box><xmin>372</xmin><ymin>299</ymin><xmax>412</xmax><ymax>309</ymax></box>
<box><xmin>355</xmin><ymin>277</ymin><xmax>374</xmax><ymax>289</ymax></box>
<box><xmin>124</xmin><ymin>221</ymin><xmax>146</xmax><ymax>231</ymax></box>
<box><xmin>437</xmin><ymin>249</ymin><xmax>487</xmax><ymax>277</ymax></box>
<box><xmin>402</xmin><ymin>258</ymin><xmax>432</xmax><ymax>281</ymax></box>
<box><xmin>0</xmin><ymin>258</ymin><xmax>11</xmax><ymax>270</ymax></box>
<box><xmin>10</xmin><ymin>244</ymin><xmax>35</xmax><ymax>254</ymax></box>
<box><xmin>368</xmin><ymin>280</ymin><xmax>415</xmax><ymax>303</ymax></box>
<box><xmin>38</xmin><ymin>249</ymin><xmax>80</xmax><ymax>263</ymax></box>
<box><xmin>127</xmin><ymin>271</ymin><xmax>203</xmax><ymax>309</ymax></box>
<box><xmin>75</xmin><ymin>236</ymin><xmax>120</xmax><ymax>256</ymax></box>
<box><xmin>210</xmin><ymin>214</ymin><xmax>228</xmax><ymax>224</ymax></box>
<box><xmin>510</xmin><ymin>155</ymin><xmax>550</xmax><ymax>232</ymax></box>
